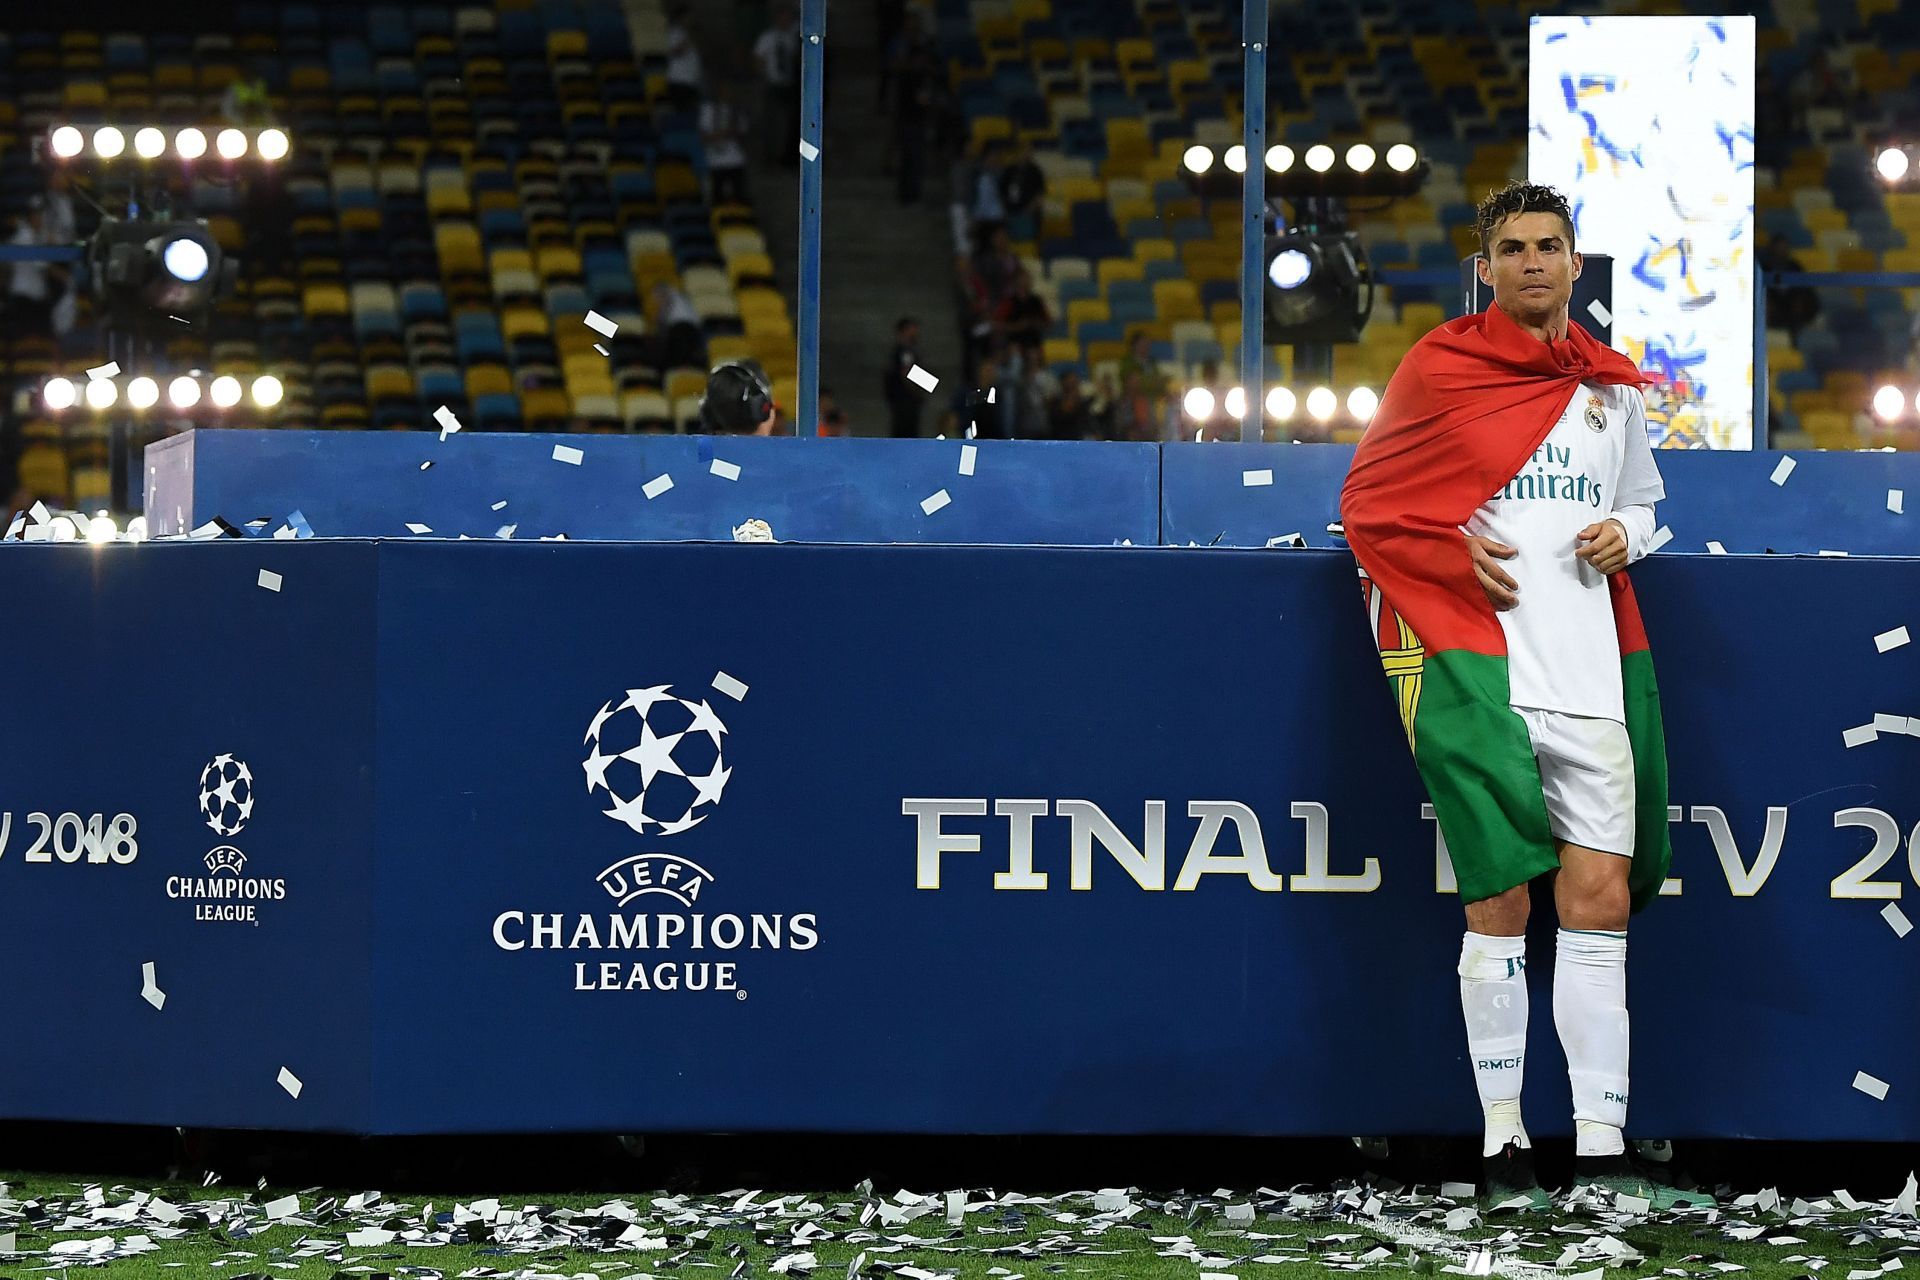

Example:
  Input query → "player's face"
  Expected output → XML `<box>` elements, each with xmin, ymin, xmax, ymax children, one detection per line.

<box><xmin>1476</xmin><ymin>211</ymin><xmax>1582</xmax><ymax>329</ymax></box>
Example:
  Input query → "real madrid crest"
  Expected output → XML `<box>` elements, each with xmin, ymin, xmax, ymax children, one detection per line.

<box><xmin>1584</xmin><ymin>400</ymin><xmax>1607</xmax><ymax>432</ymax></box>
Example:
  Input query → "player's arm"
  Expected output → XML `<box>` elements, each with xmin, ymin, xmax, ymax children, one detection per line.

<box><xmin>1576</xmin><ymin>388</ymin><xmax>1665</xmax><ymax>574</ymax></box>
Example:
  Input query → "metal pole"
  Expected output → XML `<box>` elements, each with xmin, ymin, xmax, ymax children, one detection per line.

<box><xmin>1753</xmin><ymin>262</ymin><xmax>1768</xmax><ymax>449</ymax></box>
<box><xmin>1239</xmin><ymin>0</ymin><xmax>1267</xmax><ymax>443</ymax></box>
<box><xmin>796</xmin><ymin>0</ymin><xmax>825</xmax><ymax>437</ymax></box>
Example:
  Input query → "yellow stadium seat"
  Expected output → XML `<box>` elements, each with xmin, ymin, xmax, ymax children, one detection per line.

<box><xmin>303</xmin><ymin>284</ymin><xmax>348</xmax><ymax>317</ymax></box>
<box><xmin>1135</xmin><ymin>238</ymin><xmax>1176</xmax><ymax>263</ymax></box>
<box><xmin>1067</xmin><ymin>298</ymin><xmax>1110</xmax><ymax>334</ymax></box>
<box><xmin>1097</xmin><ymin>258</ymin><xmax>1145</xmax><ymax>290</ymax></box>
<box><xmin>1043</xmin><ymin>337</ymin><xmax>1082</xmax><ymax>367</ymax></box>
<box><xmin>465</xmin><ymin>365</ymin><xmax>512</xmax><ymax>399</ymax></box>
<box><xmin>502</xmin><ymin>306</ymin><xmax>549</xmax><ymax>339</ymax></box>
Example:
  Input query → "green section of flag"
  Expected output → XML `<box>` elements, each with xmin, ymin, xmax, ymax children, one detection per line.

<box><xmin>1621</xmin><ymin>647</ymin><xmax>1673</xmax><ymax>912</ymax></box>
<box><xmin>1412</xmin><ymin>649</ymin><xmax>1559</xmax><ymax>904</ymax></box>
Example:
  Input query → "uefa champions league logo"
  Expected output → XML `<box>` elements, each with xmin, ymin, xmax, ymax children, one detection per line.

<box><xmin>583</xmin><ymin>685</ymin><xmax>733</xmax><ymax>837</ymax></box>
<box><xmin>197</xmin><ymin>753</ymin><xmax>255</xmax><ymax>837</ymax></box>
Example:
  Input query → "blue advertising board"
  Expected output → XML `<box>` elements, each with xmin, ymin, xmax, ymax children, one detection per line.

<box><xmin>0</xmin><ymin>540</ymin><xmax>1915</xmax><ymax>1138</ymax></box>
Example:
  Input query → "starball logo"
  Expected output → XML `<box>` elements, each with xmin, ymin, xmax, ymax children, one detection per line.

<box><xmin>489</xmin><ymin>672</ymin><xmax>820</xmax><ymax>996</ymax></box>
<box><xmin>166</xmin><ymin>754</ymin><xmax>286</xmax><ymax>924</ymax></box>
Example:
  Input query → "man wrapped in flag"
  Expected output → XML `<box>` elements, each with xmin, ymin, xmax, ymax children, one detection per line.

<box><xmin>1341</xmin><ymin>181</ymin><xmax>1710</xmax><ymax>1210</ymax></box>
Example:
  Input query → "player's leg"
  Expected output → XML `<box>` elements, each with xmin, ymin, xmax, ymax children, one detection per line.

<box><xmin>1461</xmin><ymin>883</ymin><xmax>1546</xmax><ymax>1208</ymax></box>
<box><xmin>1539</xmin><ymin>714</ymin><xmax>1712</xmax><ymax>1207</ymax></box>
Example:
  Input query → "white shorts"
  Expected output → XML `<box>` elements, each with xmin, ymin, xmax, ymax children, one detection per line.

<box><xmin>1514</xmin><ymin>707</ymin><xmax>1635</xmax><ymax>858</ymax></box>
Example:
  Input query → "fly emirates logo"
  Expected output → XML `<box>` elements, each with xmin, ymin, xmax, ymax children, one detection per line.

<box><xmin>1491</xmin><ymin>440</ymin><xmax>1606</xmax><ymax>508</ymax></box>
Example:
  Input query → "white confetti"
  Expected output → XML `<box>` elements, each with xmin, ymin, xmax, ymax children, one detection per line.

<box><xmin>1586</xmin><ymin>298</ymin><xmax>1612</xmax><ymax>327</ymax></box>
<box><xmin>1874</xmin><ymin>712</ymin><xmax>1908</xmax><ymax>734</ymax></box>
<box><xmin>710</xmin><ymin>458</ymin><xmax>742</xmax><ymax>481</ymax></box>
<box><xmin>257</xmin><ymin>569</ymin><xmax>282</xmax><ymax>592</ymax></box>
<box><xmin>346</xmin><ymin>1228</ymin><xmax>395</xmax><ymax>1246</ymax></box>
<box><xmin>405</xmin><ymin>522</ymin><xmax>432</xmax><ymax>534</ymax></box>
<box><xmin>959</xmin><ymin>444</ymin><xmax>977</xmax><ymax>476</ymax></box>
<box><xmin>1819</xmin><ymin>549</ymin><xmax>1849</xmax><ymax>557</ymax></box>
<box><xmin>419</xmin><ymin>460</ymin><xmax>433</xmax><ymax>471</ymax></box>
<box><xmin>986</xmin><ymin>386</ymin><xmax>996</xmax><ymax>404</ymax></box>
<box><xmin>87</xmin><ymin>361</ymin><xmax>120</xmax><ymax>381</ymax></box>
<box><xmin>434</xmin><ymin>404</ymin><xmax>462</xmax><ymax>440</ymax></box>
<box><xmin>906</xmin><ymin>363</ymin><xmax>939</xmax><ymax>393</ymax></box>
<box><xmin>140</xmin><ymin>961</ymin><xmax>165</xmax><ymax>1011</ymax></box>
<box><xmin>1853</xmin><ymin>1070</ymin><xmax>1890</xmax><ymax>1100</ymax></box>
<box><xmin>1646</xmin><ymin>525</ymin><xmax>1673</xmax><ymax>553</ymax></box>
<box><xmin>584</xmin><ymin>309</ymin><xmax>619</xmax><ymax>337</ymax></box>
<box><xmin>553</xmin><ymin>444</ymin><xmax>585</xmax><ymax>465</ymax></box>
<box><xmin>1770</xmin><ymin>456</ymin><xmax>1796</xmax><ymax>486</ymax></box>
<box><xmin>643</xmin><ymin>473</ymin><xmax>674</xmax><ymax>499</ymax></box>
<box><xmin>1243</xmin><ymin>468</ymin><xmax>1274</xmax><ymax>487</ymax></box>
<box><xmin>495</xmin><ymin>523</ymin><xmax>517</xmax><ymax>539</ymax></box>
<box><xmin>276</xmin><ymin>1066</ymin><xmax>303</xmax><ymax>1099</ymax></box>
<box><xmin>799</xmin><ymin>137</ymin><xmax>820</xmax><ymax>162</ymax></box>
<box><xmin>1883</xmin><ymin>903</ymin><xmax>1913</xmax><ymax>938</ymax></box>
<box><xmin>594</xmin><ymin>343</ymin><xmax>609</xmax><ymax>356</ymax></box>
<box><xmin>1876</xmin><ymin>626</ymin><xmax>1910</xmax><ymax>653</ymax></box>
<box><xmin>713</xmin><ymin>670</ymin><xmax>749</xmax><ymax>701</ymax></box>
<box><xmin>1706</xmin><ymin>540</ymin><xmax>1727</xmax><ymax>554</ymax></box>
<box><xmin>921</xmin><ymin>488</ymin><xmax>951</xmax><ymax>515</ymax></box>
<box><xmin>1842</xmin><ymin>724</ymin><xmax>1878</xmax><ymax>748</ymax></box>
<box><xmin>1891</xmin><ymin>489</ymin><xmax>1905</xmax><ymax>515</ymax></box>
<box><xmin>491</xmin><ymin>500</ymin><xmax>507</xmax><ymax>511</ymax></box>
<box><xmin>946</xmin><ymin>1190</ymin><xmax>964</xmax><ymax>1224</ymax></box>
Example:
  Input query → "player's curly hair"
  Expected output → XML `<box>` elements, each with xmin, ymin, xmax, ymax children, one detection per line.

<box><xmin>1475</xmin><ymin>181</ymin><xmax>1576</xmax><ymax>258</ymax></box>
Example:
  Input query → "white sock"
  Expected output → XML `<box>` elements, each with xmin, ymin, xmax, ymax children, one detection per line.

<box><xmin>1555</xmin><ymin>927</ymin><xmax>1630</xmax><ymax>1158</ymax></box>
<box><xmin>1459</xmin><ymin>931</ymin><xmax>1530</xmax><ymax>1157</ymax></box>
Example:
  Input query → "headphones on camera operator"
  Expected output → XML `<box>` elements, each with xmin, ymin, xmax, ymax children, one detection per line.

<box><xmin>697</xmin><ymin>359</ymin><xmax>776</xmax><ymax>435</ymax></box>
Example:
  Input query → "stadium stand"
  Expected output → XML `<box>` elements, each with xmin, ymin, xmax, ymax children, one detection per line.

<box><xmin>0</xmin><ymin>0</ymin><xmax>797</xmax><ymax>508</ymax></box>
<box><xmin>935</xmin><ymin>0</ymin><xmax>1920</xmax><ymax>450</ymax></box>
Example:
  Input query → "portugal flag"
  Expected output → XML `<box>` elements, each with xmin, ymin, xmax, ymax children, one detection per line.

<box><xmin>1339</xmin><ymin>303</ymin><xmax>1671</xmax><ymax>911</ymax></box>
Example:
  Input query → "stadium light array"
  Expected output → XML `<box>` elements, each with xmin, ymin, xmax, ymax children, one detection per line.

<box><xmin>1182</xmin><ymin>140</ymin><xmax>1426</xmax><ymax>198</ymax></box>
<box><xmin>1182</xmin><ymin>384</ymin><xmax>1380</xmax><ymax>426</ymax></box>
<box><xmin>1871</xmin><ymin>383</ymin><xmax>1920</xmax><ymax>421</ymax></box>
<box><xmin>1876</xmin><ymin>146</ymin><xmax>1912</xmax><ymax>185</ymax></box>
<box><xmin>40</xmin><ymin>372</ymin><xmax>286</xmax><ymax>417</ymax></box>
<box><xmin>43</xmin><ymin>124</ymin><xmax>289</xmax><ymax>165</ymax></box>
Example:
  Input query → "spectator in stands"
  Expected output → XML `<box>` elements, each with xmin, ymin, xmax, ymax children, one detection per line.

<box><xmin>957</xmin><ymin>354</ymin><xmax>1009</xmax><ymax>438</ymax></box>
<box><xmin>220</xmin><ymin>72</ymin><xmax>275</xmax><ymax>127</ymax></box>
<box><xmin>1000</xmin><ymin>268</ymin><xmax>1050</xmax><ymax>369</ymax></box>
<box><xmin>1118</xmin><ymin>330</ymin><xmax>1169</xmax><ymax>403</ymax></box>
<box><xmin>1046</xmin><ymin>369</ymin><xmax>1095</xmax><ymax>439</ymax></box>
<box><xmin>818</xmin><ymin>385</ymin><xmax>848</xmax><ymax>436</ymax></box>
<box><xmin>883</xmin><ymin>316</ymin><xmax>923</xmax><ymax>438</ymax></box>
<box><xmin>887</xmin><ymin>15</ymin><xmax>936</xmax><ymax>205</ymax></box>
<box><xmin>998</xmin><ymin>141</ymin><xmax>1045</xmax><ymax>224</ymax></box>
<box><xmin>754</xmin><ymin>3</ymin><xmax>801</xmax><ymax>165</ymax></box>
<box><xmin>1111</xmin><ymin>369</ymin><xmax>1159</xmax><ymax>441</ymax></box>
<box><xmin>4</xmin><ymin>202</ymin><xmax>56</xmax><ymax>340</ymax></box>
<box><xmin>702</xmin><ymin>80</ymin><xmax>751</xmax><ymax>207</ymax></box>
<box><xmin>649</xmin><ymin>281</ymin><xmax>707</xmax><ymax>370</ymax></box>
<box><xmin>665</xmin><ymin>6</ymin><xmax>705</xmax><ymax>115</ymax></box>
<box><xmin>1759</xmin><ymin>233</ymin><xmax>1818</xmax><ymax>336</ymax></box>
<box><xmin>968</xmin><ymin>140</ymin><xmax>1008</xmax><ymax>236</ymax></box>
<box><xmin>1011</xmin><ymin>355</ymin><xmax>1049</xmax><ymax>438</ymax></box>
<box><xmin>956</xmin><ymin>253</ymin><xmax>995</xmax><ymax>374</ymax></box>
<box><xmin>972</xmin><ymin>224</ymin><xmax>1020</xmax><ymax>312</ymax></box>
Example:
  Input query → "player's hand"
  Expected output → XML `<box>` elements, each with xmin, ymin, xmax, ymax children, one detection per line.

<box><xmin>1465</xmin><ymin>534</ymin><xmax>1520</xmax><ymax>610</ymax></box>
<box><xmin>1574</xmin><ymin>520</ymin><xmax>1630</xmax><ymax>575</ymax></box>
